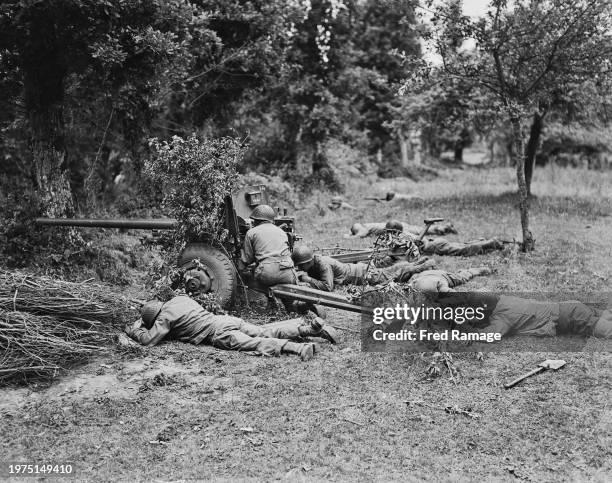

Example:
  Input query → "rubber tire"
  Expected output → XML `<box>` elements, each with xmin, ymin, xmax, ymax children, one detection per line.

<box><xmin>177</xmin><ymin>243</ymin><xmax>237</xmax><ymax>308</ymax></box>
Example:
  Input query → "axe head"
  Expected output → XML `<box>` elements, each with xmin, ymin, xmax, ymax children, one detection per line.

<box><xmin>539</xmin><ymin>359</ymin><xmax>566</xmax><ymax>370</ymax></box>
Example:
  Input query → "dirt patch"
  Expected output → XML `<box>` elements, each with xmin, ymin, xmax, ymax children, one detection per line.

<box><xmin>0</xmin><ymin>356</ymin><xmax>219</xmax><ymax>416</ymax></box>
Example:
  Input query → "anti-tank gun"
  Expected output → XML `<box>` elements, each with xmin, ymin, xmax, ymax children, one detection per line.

<box><xmin>36</xmin><ymin>185</ymin><xmax>370</xmax><ymax>315</ymax></box>
<box><xmin>36</xmin><ymin>185</ymin><xmax>299</xmax><ymax>307</ymax></box>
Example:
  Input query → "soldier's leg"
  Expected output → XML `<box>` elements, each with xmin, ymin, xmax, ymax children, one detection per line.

<box><xmin>254</xmin><ymin>262</ymin><xmax>298</xmax><ymax>309</ymax></box>
<box><xmin>422</xmin><ymin>238</ymin><xmax>502</xmax><ymax>256</ymax></box>
<box><xmin>255</xmin><ymin>261</ymin><xmax>298</xmax><ymax>287</ymax></box>
<box><xmin>557</xmin><ymin>301</ymin><xmax>601</xmax><ymax>336</ymax></box>
<box><xmin>210</xmin><ymin>316</ymin><xmax>315</xmax><ymax>359</ymax></box>
<box><xmin>240</xmin><ymin>317</ymin><xmax>338</xmax><ymax>344</ymax></box>
<box><xmin>444</xmin><ymin>241</ymin><xmax>485</xmax><ymax>256</ymax></box>
<box><xmin>384</xmin><ymin>259</ymin><xmax>437</xmax><ymax>283</ymax></box>
<box><xmin>420</xmin><ymin>238</ymin><xmax>454</xmax><ymax>255</ymax></box>
<box><xmin>401</xmin><ymin>223</ymin><xmax>422</xmax><ymax>235</ymax></box>
<box><xmin>446</xmin><ymin>267</ymin><xmax>492</xmax><ymax>288</ymax></box>
<box><xmin>209</xmin><ymin>316</ymin><xmax>286</xmax><ymax>356</ymax></box>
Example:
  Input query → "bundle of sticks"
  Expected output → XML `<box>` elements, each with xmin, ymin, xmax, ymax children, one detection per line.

<box><xmin>0</xmin><ymin>270</ymin><xmax>139</xmax><ymax>384</ymax></box>
<box><xmin>0</xmin><ymin>270</ymin><xmax>135</xmax><ymax>325</ymax></box>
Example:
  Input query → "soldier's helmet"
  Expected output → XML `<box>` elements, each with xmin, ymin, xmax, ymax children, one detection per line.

<box><xmin>250</xmin><ymin>204</ymin><xmax>276</xmax><ymax>222</ymax></box>
<box><xmin>350</xmin><ymin>223</ymin><xmax>363</xmax><ymax>235</ymax></box>
<box><xmin>385</xmin><ymin>219</ymin><xmax>403</xmax><ymax>232</ymax></box>
<box><xmin>292</xmin><ymin>245</ymin><xmax>314</xmax><ymax>266</ymax></box>
<box><xmin>141</xmin><ymin>300</ymin><xmax>164</xmax><ymax>328</ymax></box>
<box><xmin>331</xmin><ymin>196</ymin><xmax>343</xmax><ymax>204</ymax></box>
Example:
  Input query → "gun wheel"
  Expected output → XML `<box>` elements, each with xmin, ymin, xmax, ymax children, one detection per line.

<box><xmin>177</xmin><ymin>243</ymin><xmax>237</xmax><ymax>307</ymax></box>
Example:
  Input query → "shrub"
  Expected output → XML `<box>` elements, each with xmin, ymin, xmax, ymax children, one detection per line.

<box><xmin>144</xmin><ymin>134</ymin><xmax>244</xmax><ymax>251</ymax></box>
<box><xmin>537</xmin><ymin>124</ymin><xmax>612</xmax><ymax>169</ymax></box>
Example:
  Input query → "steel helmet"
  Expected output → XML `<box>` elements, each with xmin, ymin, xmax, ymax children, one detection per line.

<box><xmin>141</xmin><ymin>300</ymin><xmax>164</xmax><ymax>328</ymax></box>
<box><xmin>292</xmin><ymin>245</ymin><xmax>314</xmax><ymax>266</ymax></box>
<box><xmin>350</xmin><ymin>223</ymin><xmax>363</xmax><ymax>235</ymax></box>
<box><xmin>331</xmin><ymin>196</ymin><xmax>342</xmax><ymax>204</ymax></box>
<box><xmin>385</xmin><ymin>219</ymin><xmax>403</xmax><ymax>232</ymax></box>
<box><xmin>250</xmin><ymin>204</ymin><xmax>276</xmax><ymax>222</ymax></box>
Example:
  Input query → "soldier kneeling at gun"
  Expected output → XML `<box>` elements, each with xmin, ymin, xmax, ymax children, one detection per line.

<box><xmin>124</xmin><ymin>295</ymin><xmax>338</xmax><ymax>361</ymax></box>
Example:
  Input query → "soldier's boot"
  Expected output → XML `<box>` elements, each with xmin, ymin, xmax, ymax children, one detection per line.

<box><xmin>473</xmin><ymin>266</ymin><xmax>494</xmax><ymax>276</ymax></box>
<box><xmin>282</xmin><ymin>341</ymin><xmax>316</xmax><ymax>361</ymax></box>
<box><xmin>298</xmin><ymin>317</ymin><xmax>339</xmax><ymax>344</ymax></box>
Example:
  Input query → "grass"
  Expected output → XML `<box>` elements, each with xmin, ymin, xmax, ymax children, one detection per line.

<box><xmin>1</xmin><ymin>166</ymin><xmax>611</xmax><ymax>481</ymax></box>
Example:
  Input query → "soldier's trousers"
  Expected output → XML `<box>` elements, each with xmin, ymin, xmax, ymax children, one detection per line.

<box><xmin>206</xmin><ymin>316</ymin><xmax>307</xmax><ymax>356</ymax></box>
<box><xmin>408</xmin><ymin>268</ymin><xmax>485</xmax><ymax>293</ymax></box>
<box><xmin>421</xmin><ymin>238</ymin><xmax>502</xmax><ymax>256</ymax></box>
<box><xmin>482</xmin><ymin>297</ymin><xmax>612</xmax><ymax>339</ymax></box>
<box><xmin>356</xmin><ymin>262</ymin><xmax>431</xmax><ymax>285</ymax></box>
<box><xmin>250</xmin><ymin>257</ymin><xmax>298</xmax><ymax>310</ymax></box>
<box><xmin>253</xmin><ymin>258</ymin><xmax>298</xmax><ymax>286</ymax></box>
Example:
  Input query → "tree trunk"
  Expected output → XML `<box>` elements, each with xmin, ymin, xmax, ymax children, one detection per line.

<box><xmin>409</xmin><ymin>129</ymin><xmax>421</xmax><ymax>165</ymax></box>
<box><xmin>453</xmin><ymin>143</ymin><xmax>463</xmax><ymax>162</ymax></box>
<box><xmin>21</xmin><ymin>12</ymin><xmax>73</xmax><ymax>218</ymax></box>
<box><xmin>29</xmin><ymin>107</ymin><xmax>74</xmax><ymax>217</ymax></box>
<box><xmin>524</xmin><ymin>112</ymin><xmax>543</xmax><ymax>196</ymax></box>
<box><xmin>399</xmin><ymin>131</ymin><xmax>409</xmax><ymax>168</ymax></box>
<box><xmin>454</xmin><ymin>128</ymin><xmax>469</xmax><ymax>162</ymax></box>
<box><xmin>510</xmin><ymin>117</ymin><xmax>535</xmax><ymax>252</ymax></box>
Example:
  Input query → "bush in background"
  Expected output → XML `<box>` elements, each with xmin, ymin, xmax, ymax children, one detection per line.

<box><xmin>144</xmin><ymin>135</ymin><xmax>243</xmax><ymax>252</ymax></box>
<box><xmin>537</xmin><ymin>124</ymin><xmax>612</xmax><ymax>169</ymax></box>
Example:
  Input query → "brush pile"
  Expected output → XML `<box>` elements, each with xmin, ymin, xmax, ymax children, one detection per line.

<box><xmin>0</xmin><ymin>270</ymin><xmax>138</xmax><ymax>384</ymax></box>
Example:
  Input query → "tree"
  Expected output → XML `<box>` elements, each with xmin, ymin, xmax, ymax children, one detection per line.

<box><xmin>253</xmin><ymin>0</ymin><xmax>421</xmax><ymax>184</ymax></box>
<box><xmin>0</xmin><ymin>0</ymin><xmax>208</xmax><ymax>216</ymax></box>
<box><xmin>390</xmin><ymin>67</ymin><xmax>495</xmax><ymax>165</ymax></box>
<box><xmin>429</xmin><ymin>0</ymin><xmax>612</xmax><ymax>251</ymax></box>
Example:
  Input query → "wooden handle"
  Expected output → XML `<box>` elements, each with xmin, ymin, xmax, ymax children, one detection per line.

<box><xmin>504</xmin><ymin>366</ymin><xmax>545</xmax><ymax>389</ymax></box>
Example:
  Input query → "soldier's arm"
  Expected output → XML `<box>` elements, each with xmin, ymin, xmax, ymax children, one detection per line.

<box><xmin>303</xmin><ymin>262</ymin><xmax>334</xmax><ymax>292</ymax></box>
<box><xmin>240</xmin><ymin>232</ymin><xmax>255</xmax><ymax>265</ymax></box>
<box><xmin>125</xmin><ymin>314</ymin><xmax>172</xmax><ymax>346</ymax></box>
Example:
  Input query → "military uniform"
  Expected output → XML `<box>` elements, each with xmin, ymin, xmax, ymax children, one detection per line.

<box><xmin>408</xmin><ymin>268</ymin><xmax>490</xmax><ymax>293</ymax></box>
<box><xmin>125</xmin><ymin>295</ymin><xmax>319</xmax><ymax>355</ymax></box>
<box><xmin>479</xmin><ymin>296</ymin><xmax>612</xmax><ymax>339</ymax></box>
<box><xmin>301</xmin><ymin>255</ymin><xmax>430</xmax><ymax>290</ymax></box>
<box><xmin>241</xmin><ymin>222</ymin><xmax>297</xmax><ymax>286</ymax></box>
<box><xmin>419</xmin><ymin>237</ymin><xmax>502</xmax><ymax>256</ymax></box>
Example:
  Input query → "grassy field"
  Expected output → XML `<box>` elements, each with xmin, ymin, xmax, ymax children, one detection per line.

<box><xmin>1</xmin><ymin>166</ymin><xmax>611</xmax><ymax>482</ymax></box>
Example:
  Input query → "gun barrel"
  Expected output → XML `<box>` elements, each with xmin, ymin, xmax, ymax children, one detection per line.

<box><xmin>35</xmin><ymin>218</ymin><xmax>177</xmax><ymax>230</ymax></box>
